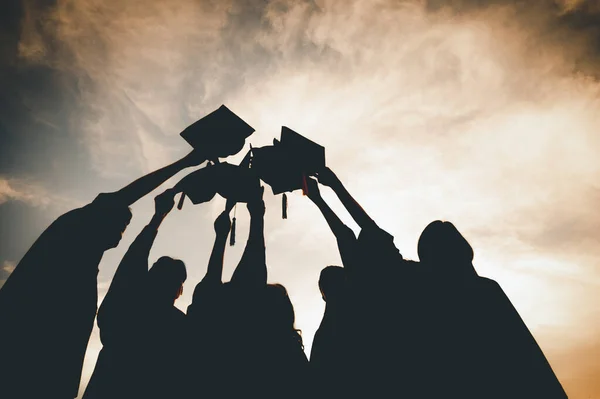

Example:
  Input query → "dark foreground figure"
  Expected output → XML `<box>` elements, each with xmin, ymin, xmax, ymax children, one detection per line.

<box><xmin>0</xmin><ymin>151</ymin><xmax>203</xmax><ymax>399</ymax></box>
<box><xmin>83</xmin><ymin>189</ymin><xmax>189</xmax><ymax>399</ymax></box>
<box><xmin>410</xmin><ymin>220</ymin><xmax>567</xmax><ymax>399</ymax></box>
<box><xmin>187</xmin><ymin>189</ymin><xmax>309</xmax><ymax>399</ymax></box>
<box><xmin>306</xmin><ymin>168</ymin><xmax>567</xmax><ymax>399</ymax></box>
<box><xmin>0</xmin><ymin>119</ymin><xmax>568</xmax><ymax>398</ymax></box>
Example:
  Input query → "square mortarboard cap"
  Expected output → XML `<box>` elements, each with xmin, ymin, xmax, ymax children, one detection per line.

<box><xmin>181</xmin><ymin>105</ymin><xmax>255</xmax><ymax>161</ymax></box>
<box><xmin>251</xmin><ymin>127</ymin><xmax>326</xmax><ymax>195</ymax></box>
<box><xmin>212</xmin><ymin>161</ymin><xmax>262</xmax><ymax>203</ymax></box>
<box><xmin>172</xmin><ymin>166</ymin><xmax>218</xmax><ymax>206</ymax></box>
<box><xmin>280</xmin><ymin>126</ymin><xmax>326</xmax><ymax>174</ymax></box>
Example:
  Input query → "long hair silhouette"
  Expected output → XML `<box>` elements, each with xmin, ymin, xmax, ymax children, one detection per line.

<box><xmin>261</xmin><ymin>283</ymin><xmax>303</xmax><ymax>348</ymax></box>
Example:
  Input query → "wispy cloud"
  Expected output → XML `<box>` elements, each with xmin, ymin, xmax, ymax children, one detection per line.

<box><xmin>0</xmin><ymin>176</ymin><xmax>81</xmax><ymax>210</ymax></box>
<box><xmin>0</xmin><ymin>260</ymin><xmax>16</xmax><ymax>289</ymax></box>
<box><xmin>9</xmin><ymin>1</ymin><xmax>600</xmax><ymax>397</ymax></box>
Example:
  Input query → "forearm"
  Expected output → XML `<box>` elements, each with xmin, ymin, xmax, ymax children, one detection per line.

<box><xmin>311</xmin><ymin>197</ymin><xmax>350</xmax><ymax>239</ymax></box>
<box><xmin>329</xmin><ymin>179</ymin><xmax>376</xmax><ymax>230</ymax></box>
<box><xmin>311</xmin><ymin>197</ymin><xmax>357</xmax><ymax>269</ymax></box>
<box><xmin>231</xmin><ymin>214</ymin><xmax>266</xmax><ymax>286</ymax></box>
<box><xmin>114</xmin><ymin>157</ymin><xmax>204</xmax><ymax>206</ymax></box>
<box><xmin>204</xmin><ymin>235</ymin><xmax>228</xmax><ymax>283</ymax></box>
<box><xmin>101</xmin><ymin>214</ymin><xmax>162</xmax><ymax>316</ymax></box>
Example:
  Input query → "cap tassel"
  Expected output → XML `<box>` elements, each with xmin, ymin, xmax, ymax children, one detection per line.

<box><xmin>177</xmin><ymin>193</ymin><xmax>186</xmax><ymax>210</ymax></box>
<box><xmin>282</xmin><ymin>193</ymin><xmax>288</xmax><ymax>219</ymax></box>
<box><xmin>230</xmin><ymin>217</ymin><xmax>236</xmax><ymax>246</ymax></box>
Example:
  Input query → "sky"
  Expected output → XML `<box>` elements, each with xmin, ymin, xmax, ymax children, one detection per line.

<box><xmin>1</xmin><ymin>0</ymin><xmax>600</xmax><ymax>397</ymax></box>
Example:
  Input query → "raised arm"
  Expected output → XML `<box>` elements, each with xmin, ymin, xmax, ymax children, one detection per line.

<box><xmin>202</xmin><ymin>209</ymin><xmax>232</xmax><ymax>284</ymax></box>
<box><xmin>230</xmin><ymin>187</ymin><xmax>267</xmax><ymax>288</ymax></box>
<box><xmin>98</xmin><ymin>189</ymin><xmax>176</xmax><ymax>326</ymax></box>
<box><xmin>316</xmin><ymin>167</ymin><xmax>377</xmax><ymax>230</ymax></box>
<box><xmin>306</xmin><ymin>178</ymin><xmax>357</xmax><ymax>271</ymax></box>
<box><xmin>113</xmin><ymin>150</ymin><xmax>206</xmax><ymax>206</ymax></box>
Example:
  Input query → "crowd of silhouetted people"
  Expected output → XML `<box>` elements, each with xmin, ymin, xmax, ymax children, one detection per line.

<box><xmin>0</xmin><ymin>110</ymin><xmax>569</xmax><ymax>399</ymax></box>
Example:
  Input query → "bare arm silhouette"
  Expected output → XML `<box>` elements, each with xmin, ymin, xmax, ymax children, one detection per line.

<box><xmin>98</xmin><ymin>189</ymin><xmax>176</xmax><ymax>326</ymax></box>
<box><xmin>316</xmin><ymin>167</ymin><xmax>377</xmax><ymax>230</ymax></box>
<box><xmin>306</xmin><ymin>177</ymin><xmax>357</xmax><ymax>271</ymax></box>
<box><xmin>113</xmin><ymin>150</ymin><xmax>206</xmax><ymax>206</ymax></box>
<box><xmin>202</xmin><ymin>209</ymin><xmax>232</xmax><ymax>284</ymax></box>
<box><xmin>230</xmin><ymin>187</ymin><xmax>267</xmax><ymax>288</ymax></box>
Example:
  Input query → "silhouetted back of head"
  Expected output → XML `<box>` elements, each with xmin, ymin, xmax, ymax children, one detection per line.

<box><xmin>318</xmin><ymin>266</ymin><xmax>346</xmax><ymax>302</ymax></box>
<box><xmin>418</xmin><ymin>221</ymin><xmax>476</xmax><ymax>276</ymax></box>
<box><xmin>148</xmin><ymin>256</ymin><xmax>187</xmax><ymax>303</ymax></box>
<box><xmin>90</xmin><ymin>193</ymin><xmax>133</xmax><ymax>250</ymax></box>
<box><xmin>261</xmin><ymin>284</ymin><xmax>302</xmax><ymax>346</ymax></box>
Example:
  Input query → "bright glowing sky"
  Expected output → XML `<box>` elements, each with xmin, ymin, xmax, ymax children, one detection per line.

<box><xmin>1</xmin><ymin>1</ymin><xmax>600</xmax><ymax>397</ymax></box>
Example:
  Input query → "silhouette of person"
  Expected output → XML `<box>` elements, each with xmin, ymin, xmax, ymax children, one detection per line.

<box><xmin>188</xmin><ymin>188</ymin><xmax>309</xmax><ymax>399</ymax></box>
<box><xmin>0</xmin><ymin>150</ymin><xmax>204</xmax><ymax>399</ymax></box>
<box><xmin>83</xmin><ymin>189</ymin><xmax>188</xmax><ymax>399</ymax></box>
<box><xmin>186</xmin><ymin>206</ymin><xmax>234</xmax><ymax>398</ymax></box>
<box><xmin>415</xmin><ymin>220</ymin><xmax>568</xmax><ymax>399</ymax></box>
<box><xmin>307</xmin><ymin>169</ymin><xmax>425</xmax><ymax>398</ymax></box>
<box><xmin>313</xmin><ymin>167</ymin><xmax>405</xmax><ymax>278</ymax></box>
<box><xmin>309</xmin><ymin>266</ymin><xmax>349</xmax><ymax>397</ymax></box>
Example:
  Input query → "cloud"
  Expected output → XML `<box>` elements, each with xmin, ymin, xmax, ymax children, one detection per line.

<box><xmin>0</xmin><ymin>177</ymin><xmax>53</xmax><ymax>207</ymax></box>
<box><xmin>7</xmin><ymin>1</ymin><xmax>600</xmax><ymax>397</ymax></box>
<box><xmin>0</xmin><ymin>260</ymin><xmax>16</xmax><ymax>289</ymax></box>
<box><xmin>0</xmin><ymin>176</ymin><xmax>81</xmax><ymax>210</ymax></box>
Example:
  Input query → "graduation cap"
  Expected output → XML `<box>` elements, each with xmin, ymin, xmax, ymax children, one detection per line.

<box><xmin>172</xmin><ymin>165</ymin><xmax>218</xmax><ymax>209</ymax></box>
<box><xmin>171</xmin><ymin>151</ymin><xmax>260</xmax><ymax>245</ymax></box>
<box><xmin>181</xmin><ymin>105</ymin><xmax>255</xmax><ymax>162</ymax></box>
<box><xmin>213</xmin><ymin>162</ymin><xmax>261</xmax><ymax>203</ymax></box>
<box><xmin>251</xmin><ymin>126</ymin><xmax>326</xmax><ymax>218</ymax></box>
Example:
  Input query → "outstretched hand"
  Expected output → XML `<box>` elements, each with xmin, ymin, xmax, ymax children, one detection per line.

<box><xmin>247</xmin><ymin>186</ymin><xmax>265</xmax><ymax>218</ymax></box>
<box><xmin>315</xmin><ymin>167</ymin><xmax>340</xmax><ymax>188</ymax></box>
<box><xmin>306</xmin><ymin>177</ymin><xmax>322</xmax><ymax>202</ymax></box>
<box><xmin>154</xmin><ymin>189</ymin><xmax>177</xmax><ymax>217</ymax></box>
<box><xmin>214</xmin><ymin>210</ymin><xmax>232</xmax><ymax>237</ymax></box>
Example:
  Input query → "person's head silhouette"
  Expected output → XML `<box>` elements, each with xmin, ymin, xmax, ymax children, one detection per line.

<box><xmin>261</xmin><ymin>284</ymin><xmax>302</xmax><ymax>346</ymax></box>
<box><xmin>89</xmin><ymin>193</ymin><xmax>133</xmax><ymax>250</ymax></box>
<box><xmin>418</xmin><ymin>221</ymin><xmax>477</xmax><ymax>277</ymax></box>
<box><xmin>148</xmin><ymin>256</ymin><xmax>187</xmax><ymax>304</ymax></box>
<box><xmin>318</xmin><ymin>266</ymin><xmax>346</xmax><ymax>303</ymax></box>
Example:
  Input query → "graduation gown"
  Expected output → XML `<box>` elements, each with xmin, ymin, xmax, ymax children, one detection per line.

<box><xmin>187</xmin><ymin>282</ymin><xmax>309</xmax><ymax>399</ymax></box>
<box><xmin>83</xmin><ymin>223</ymin><xmax>188</xmax><ymax>399</ymax></box>
<box><xmin>413</xmin><ymin>275</ymin><xmax>568</xmax><ymax>399</ymax></box>
<box><xmin>0</xmin><ymin>197</ymin><xmax>126</xmax><ymax>399</ymax></box>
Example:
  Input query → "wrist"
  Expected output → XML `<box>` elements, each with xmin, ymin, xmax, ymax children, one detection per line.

<box><xmin>215</xmin><ymin>232</ymin><xmax>229</xmax><ymax>241</ymax></box>
<box><xmin>151</xmin><ymin>212</ymin><xmax>166</xmax><ymax>225</ymax></box>
<box><xmin>311</xmin><ymin>196</ymin><xmax>325</xmax><ymax>206</ymax></box>
<box><xmin>329</xmin><ymin>178</ymin><xmax>343</xmax><ymax>190</ymax></box>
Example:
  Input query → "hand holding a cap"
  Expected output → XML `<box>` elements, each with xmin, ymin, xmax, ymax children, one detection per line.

<box><xmin>315</xmin><ymin>167</ymin><xmax>340</xmax><ymax>189</ymax></box>
<box><xmin>247</xmin><ymin>186</ymin><xmax>266</xmax><ymax>218</ymax></box>
<box><xmin>305</xmin><ymin>177</ymin><xmax>323</xmax><ymax>203</ymax></box>
<box><xmin>154</xmin><ymin>189</ymin><xmax>177</xmax><ymax>218</ymax></box>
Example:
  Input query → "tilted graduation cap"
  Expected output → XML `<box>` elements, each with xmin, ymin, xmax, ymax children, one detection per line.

<box><xmin>172</xmin><ymin>165</ymin><xmax>218</xmax><ymax>208</ymax></box>
<box><xmin>212</xmin><ymin>152</ymin><xmax>261</xmax><ymax>203</ymax></box>
<box><xmin>181</xmin><ymin>105</ymin><xmax>255</xmax><ymax>162</ymax></box>
<box><xmin>171</xmin><ymin>151</ymin><xmax>260</xmax><ymax>245</ymax></box>
<box><xmin>251</xmin><ymin>126</ymin><xmax>326</xmax><ymax>218</ymax></box>
<box><xmin>172</xmin><ymin>158</ymin><xmax>260</xmax><ymax>208</ymax></box>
